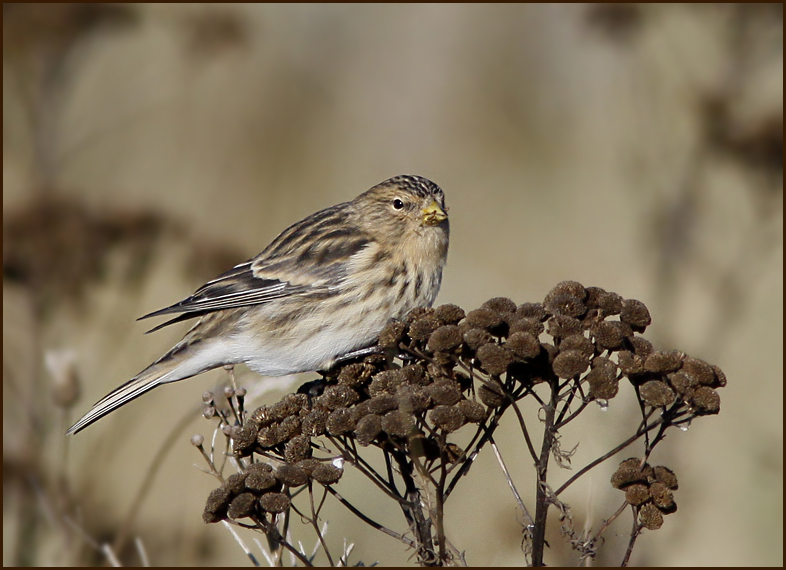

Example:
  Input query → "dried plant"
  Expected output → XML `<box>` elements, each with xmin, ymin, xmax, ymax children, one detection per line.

<box><xmin>194</xmin><ymin>281</ymin><xmax>726</xmax><ymax>566</ymax></box>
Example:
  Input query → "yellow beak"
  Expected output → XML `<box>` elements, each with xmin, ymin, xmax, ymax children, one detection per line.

<box><xmin>421</xmin><ymin>200</ymin><xmax>448</xmax><ymax>226</ymax></box>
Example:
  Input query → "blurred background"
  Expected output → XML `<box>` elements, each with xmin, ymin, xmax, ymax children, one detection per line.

<box><xmin>3</xmin><ymin>4</ymin><xmax>782</xmax><ymax>566</ymax></box>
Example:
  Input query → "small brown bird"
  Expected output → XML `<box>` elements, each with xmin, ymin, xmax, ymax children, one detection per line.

<box><xmin>67</xmin><ymin>175</ymin><xmax>449</xmax><ymax>435</ymax></box>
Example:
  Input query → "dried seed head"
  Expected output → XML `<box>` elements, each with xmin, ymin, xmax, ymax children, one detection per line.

<box><xmin>457</xmin><ymin>399</ymin><xmax>486</xmax><ymax>423</ymax></box>
<box><xmin>203</xmin><ymin>486</ymin><xmax>232</xmax><ymax>523</ymax></box>
<box><xmin>284</xmin><ymin>435</ymin><xmax>312</xmax><ymax>463</ymax></box>
<box><xmin>711</xmin><ymin>365</ymin><xmax>727</xmax><ymax>387</ymax></box>
<box><xmin>552</xmin><ymin>349</ymin><xmax>590</xmax><ymax>379</ymax></box>
<box><xmin>425</xmin><ymin>380</ymin><xmax>463</xmax><ymax>406</ymax></box>
<box><xmin>620</xmin><ymin>299</ymin><xmax>651</xmax><ymax>331</ymax></box>
<box><xmin>544</xmin><ymin>293</ymin><xmax>587</xmax><ymax>319</ymax></box>
<box><xmin>476</xmin><ymin>343</ymin><xmax>515</xmax><ymax>376</ymax></box>
<box><xmin>653</xmin><ymin>466</ymin><xmax>678</xmax><ymax>490</ymax></box>
<box><xmin>586</xmin><ymin>361</ymin><xmax>619</xmax><ymax>400</ymax></box>
<box><xmin>682</xmin><ymin>357</ymin><xmax>717</xmax><ymax>386</ymax></box>
<box><xmin>277</xmin><ymin>415</ymin><xmax>301</xmax><ymax>440</ymax></box>
<box><xmin>463</xmin><ymin>327</ymin><xmax>494</xmax><ymax>351</ymax></box>
<box><xmin>378</xmin><ymin>321</ymin><xmax>407</xmax><ymax>350</ymax></box>
<box><xmin>275</xmin><ymin>464</ymin><xmax>309</xmax><ymax>487</ymax></box>
<box><xmin>624</xmin><ymin>483</ymin><xmax>650</xmax><ymax>506</ymax></box>
<box><xmin>381</xmin><ymin>410</ymin><xmax>416</xmax><ymax>437</ymax></box>
<box><xmin>434</xmin><ymin>303</ymin><xmax>466</xmax><ymax>325</ymax></box>
<box><xmin>644</xmin><ymin>351</ymin><xmax>684</xmax><ymax>374</ymax></box>
<box><xmin>232</xmin><ymin>425</ymin><xmax>260</xmax><ymax>457</ymax></box>
<box><xmin>639</xmin><ymin>381</ymin><xmax>676</xmax><ymax>408</ymax></box>
<box><xmin>465</xmin><ymin>308</ymin><xmax>506</xmax><ymax>336</ymax></box>
<box><xmin>354</xmin><ymin>414</ymin><xmax>382</xmax><ymax>446</ymax></box>
<box><xmin>508</xmin><ymin>316</ymin><xmax>545</xmax><ymax>337</ymax></box>
<box><xmin>301</xmin><ymin>409</ymin><xmax>328</xmax><ymax>436</ymax></box>
<box><xmin>505</xmin><ymin>331</ymin><xmax>542</xmax><ymax>360</ymax></box>
<box><xmin>649</xmin><ymin>482</ymin><xmax>675</xmax><ymax>509</ymax></box>
<box><xmin>429</xmin><ymin>405</ymin><xmax>466</xmax><ymax>432</ymax></box>
<box><xmin>668</xmin><ymin>372</ymin><xmax>697</xmax><ymax>396</ymax></box>
<box><xmin>547</xmin><ymin>281</ymin><xmax>588</xmax><ymax>301</ymax></box>
<box><xmin>326</xmin><ymin>407</ymin><xmax>356</xmax><ymax>435</ymax></box>
<box><xmin>639</xmin><ymin>502</ymin><xmax>664</xmax><ymax>530</ymax></box>
<box><xmin>517</xmin><ymin>302</ymin><xmax>547</xmax><ymax>320</ymax></box>
<box><xmin>337</xmin><ymin>363</ymin><xmax>371</xmax><ymax>387</ymax></box>
<box><xmin>315</xmin><ymin>384</ymin><xmax>360</xmax><ymax>410</ymax></box>
<box><xmin>409</xmin><ymin>314</ymin><xmax>443</xmax><ymax>342</ymax></box>
<box><xmin>225</xmin><ymin>472</ymin><xmax>247</xmax><ymax>494</ymax></box>
<box><xmin>611</xmin><ymin>458</ymin><xmax>647</xmax><ymax>488</ymax></box>
<box><xmin>617</xmin><ymin>351</ymin><xmax>646</xmax><ymax>377</ymax></box>
<box><xmin>481</xmin><ymin>297</ymin><xmax>518</xmax><ymax>316</ymax></box>
<box><xmin>311</xmin><ymin>463</ymin><xmax>343</xmax><ymax>485</ymax></box>
<box><xmin>586</xmin><ymin>288</ymin><xmax>623</xmax><ymax>315</ymax></box>
<box><xmin>478</xmin><ymin>383</ymin><xmax>506</xmax><ymax>408</ymax></box>
<box><xmin>427</xmin><ymin>325</ymin><xmax>463</xmax><ymax>353</ymax></box>
<box><xmin>399</xmin><ymin>364</ymin><xmax>428</xmax><ymax>386</ymax></box>
<box><xmin>560</xmin><ymin>334</ymin><xmax>594</xmax><ymax>359</ymax></box>
<box><xmin>629</xmin><ymin>335</ymin><xmax>653</xmax><ymax>357</ymax></box>
<box><xmin>591</xmin><ymin>320</ymin><xmax>626</xmax><ymax>351</ymax></box>
<box><xmin>259</xmin><ymin>492</ymin><xmax>291</xmax><ymax>513</ymax></box>
<box><xmin>269</xmin><ymin>393</ymin><xmax>308</xmax><ymax>421</ymax></box>
<box><xmin>369</xmin><ymin>369</ymin><xmax>408</xmax><ymax>396</ymax></box>
<box><xmin>690</xmin><ymin>386</ymin><xmax>721</xmax><ymax>415</ymax></box>
<box><xmin>396</xmin><ymin>385</ymin><xmax>431</xmax><ymax>413</ymax></box>
<box><xmin>367</xmin><ymin>394</ymin><xmax>399</xmax><ymax>414</ymax></box>
<box><xmin>245</xmin><ymin>469</ymin><xmax>277</xmax><ymax>492</ymax></box>
<box><xmin>227</xmin><ymin>492</ymin><xmax>257</xmax><ymax>520</ymax></box>
<box><xmin>547</xmin><ymin>315</ymin><xmax>583</xmax><ymax>339</ymax></box>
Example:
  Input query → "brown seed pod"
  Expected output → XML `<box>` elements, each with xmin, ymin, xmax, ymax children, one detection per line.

<box><xmin>505</xmin><ymin>331</ymin><xmax>542</xmax><ymax>360</ymax></box>
<box><xmin>284</xmin><ymin>434</ymin><xmax>312</xmax><ymax>463</ymax></box>
<box><xmin>425</xmin><ymin>380</ymin><xmax>463</xmax><ymax>406</ymax></box>
<box><xmin>354</xmin><ymin>414</ymin><xmax>383</xmax><ymax>446</ymax></box>
<box><xmin>227</xmin><ymin>492</ymin><xmax>257</xmax><ymax>520</ymax></box>
<box><xmin>275</xmin><ymin>464</ymin><xmax>309</xmax><ymax>487</ymax></box>
<box><xmin>552</xmin><ymin>349</ymin><xmax>590</xmax><ymax>379</ymax></box>
<box><xmin>380</xmin><ymin>410</ymin><xmax>416</xmax><ymax>437</ymax></box>
<box><xmin>517</xmin><ymin>302</ymin><xmax>547</xmax><ymax>321</ymax></box>
<box><xmin>620</xmin><ymin>298</ymin><xmax>651</xmax><ymax>330</ymax></box>
<box><xmin>644</xmin><ymin>350</ymin><xmax>684</xmax><ymax>374</ymax></box>
<box><xmin>311</xmin><ymin>463</ymin><xmax>343</xmax><ymax>485</ymax></box>
<box><xmin>326</xmin><ymin>407</ymin><xmax>356</xmax><ymax>435</ymax></box>
<box><xmin>434</xmin><ymin>303</ymin><xmax>466</xmax><ymax>325</ymax></box>
<box><xmin>476</xmin><ymin>343</ymin><xmax>514</xmax><ymax>375</ymax></box>
<box><xmin>456</xmin><ymin>399</ymin><xmax>487</xmax><ymax>423</ymax></box>
<box><xmin>429</xmin><ymin>405</ymin><xmax>466</xmax><ymax>432</ymax></box>
<box><xmin>465</xmin><ymin>308</ymin><xmax>507</xmax><ymax>336</ymax></box>
<box><xmin>639</xmin><ymin>381</ymin><xmax>676</xmax><ymax>408</ymax></box>
<box><xmin>638</xmin><ymin>502</ymin><xmax>664</xmax><ymax>530</ymax></box>
<box><xmin>624</xmin><ymin>483</ymin><xmax>650</xmax><ymax>506</ymax></box>
<box><xmin>478</xmin><ymin>383</ymin><xmax>506</xmax><ymax>408</ymax></box>
<box><xmin>689</xmin><ymin>386</ymin><xmax>721</xmax><ymax>415</ymax></box>
<box><xmin>259</xmin><ymin>492</ymin><xmax>291</xmax><ymax>514</ymax></box>
<box><xmin>427</xmin><ymin>325</ymin><xmax>464</xmax><ymax>353</ymax></box>
<box><xmin>481</xmin><ymin>297</ymin><xmax>518</xmax><ymax>316</ymax></box>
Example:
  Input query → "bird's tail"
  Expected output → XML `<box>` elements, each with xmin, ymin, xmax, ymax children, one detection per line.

<box><xmin>66</xmin><ymin>340</ymin><xmax>225</xmax><ymax>436</ymax></box>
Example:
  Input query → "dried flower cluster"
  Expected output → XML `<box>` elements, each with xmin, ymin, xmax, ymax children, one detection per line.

<box><xmin>611</xmin><ymin>459</ymin><xmax>679</xmax><ymax>530</ymax></box>
<box><xmin>198</xmin><ymin>281</ymin><xmax>726</xmax><ymax>565</ymax></box>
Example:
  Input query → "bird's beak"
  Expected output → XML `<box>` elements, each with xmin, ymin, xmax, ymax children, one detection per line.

<box><xmin>421</xmin><ymin>200</ymin><xmax>448</xmax><ymax>226</ymax></box>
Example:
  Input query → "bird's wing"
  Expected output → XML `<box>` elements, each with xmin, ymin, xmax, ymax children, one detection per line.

<box><xmin>139</xmin><ymin>202</ymin><xmax>372</xmax><ymax>330</ymax></box>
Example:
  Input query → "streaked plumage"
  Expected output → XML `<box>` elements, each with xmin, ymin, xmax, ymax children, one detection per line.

<box><xmin>67</xmin><ymin>175</ymin><xmax>449</xmax><ymax>435</ymax></box>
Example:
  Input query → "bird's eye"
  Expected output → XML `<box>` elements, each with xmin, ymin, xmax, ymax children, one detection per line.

<box><xmin>392</xmin><ymin>198</ymin><xmax>405</xmax><ymax>210</ymax></box>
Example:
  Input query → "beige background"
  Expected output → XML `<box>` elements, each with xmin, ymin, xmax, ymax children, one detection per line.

<box><xmin>3</xmin><ymin>4</ymin><xmax>782</xmax><ymax>566</ymax></box>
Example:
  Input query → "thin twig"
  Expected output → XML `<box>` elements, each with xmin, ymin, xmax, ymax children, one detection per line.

<box><xmin>324</xmin><ymin>486</ymin><xmax>415</xmax><ymax>547</ymax></box>
<box><xmin>489</xmin><ymin>437</ymin><xmax>534</xmax><ymax>526</ymax></box>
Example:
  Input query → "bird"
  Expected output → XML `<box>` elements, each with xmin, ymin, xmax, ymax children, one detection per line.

<box><xmin>66</xmin><ymin>175</ymin><xmax>449</xmax><ymax>435</ymax></box>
